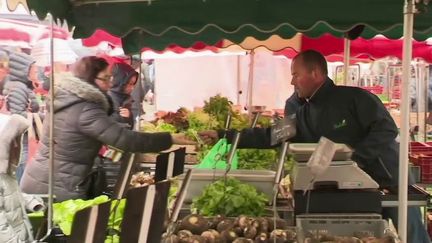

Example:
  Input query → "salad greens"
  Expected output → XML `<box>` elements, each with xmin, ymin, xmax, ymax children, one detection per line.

<box><xmin>192</xmin><ymin>177</ymin><xmax>268</xmax><ymax>217</ymax></box>
<box><xmin>237</xmin><ymin>149</ymin><xmax>277</xmax><ymax>170</ymax></box>
<box><xmin>52</xmin><ymin>195</ymin><xmax>110</xmax><ymax>235</ymax></box>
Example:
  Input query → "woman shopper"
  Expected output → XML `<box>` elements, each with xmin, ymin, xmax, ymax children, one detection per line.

<box><xmin>20</xmin><ymin>56</ymin><xmax>193</xmax><ymax>201</ymax></box>
<box><xmin>103</xmin><ymin>62</ymin><xmax>138</xmax><ymax>193</ymax></box>
<box><xmin>108</xmin><ymin>62</ymin><xmax>138</xmax><ymax>128</ymax></box>
<box><xmin>2</xmin><ymin>52</ymin><xmax>40</xmax><ymax>184</ymax></box>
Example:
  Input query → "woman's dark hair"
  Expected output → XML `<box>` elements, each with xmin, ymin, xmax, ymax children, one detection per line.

<box><xmin>72</xmin><ymin>56</ymin><xmax>109</xmax><ymax>85</ymax></box>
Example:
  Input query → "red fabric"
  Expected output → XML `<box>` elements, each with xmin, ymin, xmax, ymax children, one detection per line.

<box><xmin>273</xmin><ymin>48</ymin><xmax>372</xmax><ymax>64</ymax></box>
<box><xmin>82</xmin><ymin>29</ymin><xmax>122</xmax><ymax>47</ymax></box>
<box><xmin>0</xmin><ymin>28</ymin><xmax>30</xmax><ymax>42</ymax></box>
<box><xmin>96</xmin><ymin>53</ymin><xmax>129</xmax><ymax>67</ymax></box>
<box><xmin>141</xmin><ymin>40</ymin><xmax>224</xmax><ymax>53</ymax></box>
<box><xmin>301</xmin><ymin>34</ymin><xmax>432</xmax><ymax>63</ymax></box>
<box><xmin>0</xmin><ymin>18</ymin><xmax>70</xmax><ymax>45</ymax></box>
<box><xmin>38</xmin><ymin>28</ymin><xmax>70</xmax><ymax>40</ymax></box>
<box><xmin>82</xmin><ymin>29</ymin><xmax>224</xmax><ymax>53</ymax></box>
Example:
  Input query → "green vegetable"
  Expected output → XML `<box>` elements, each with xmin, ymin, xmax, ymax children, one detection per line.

<box><xmin>105</xmin><ymin>199</ymin><xmax>126</xmax><ymax>243</ymax></box>
<box><xmin>188</xmin><ymin>111</ymin><xmax>219</xmax><ymax>131</ymax></box>
<box><xmin>203</xmin><ymin>95</ymin><xmax>233</xmax><ymax>128</ymax></box>
<box><xmin>139</xmin><ymin>120</ymin><xmax>157</xmax><ymax>132</ymax></box>
<box><xmin>237</xmin><ymin>149</ymin><xmax>277</xmax><ymax>170</ymax></box>
<box><xmin>192</xmin><ymin>177</ymin><xmax>268</xmax><ymax>217</ymax></box>
<box><xmin>53</xmin><ymin>195</ymin><xmax>110</xmax><ymax>235</ymax></box>
<box><xmin>168</xmin><ymin>178</ymin><xmax>180</xmax><ymax>209</ymax></box>
<box><xmin>231</xmin><ymin>113</ymin><xmax>250</xmax><ymax>130</ymax></box>
<box><xmin>107</xmin><ymin>199</ymin><xmax>126</xmax><ymax>231</ymax></box>
<box><xmin>155</xmin><ymin>120</ymin><xmax>178</xmax><ymax>133</ymax></box>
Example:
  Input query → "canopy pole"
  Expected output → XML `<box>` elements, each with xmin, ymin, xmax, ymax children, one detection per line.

<box><xmin>399</xmin><ymin>0</ymin><xmax>415</xmax><ymax>241</ymax></box>
<box><xmin>246</xmin><ymin>50</ymin><xmax>255</xmax><ymax>115</ymax></box>
<box><xmin>343</xmin><ymin>38</ymin><xmax>351</xmax><ymax>85</ymax></box>
<box><xmin>47</xmin><ymin>13</ymin><xmax>55</xmax><ymax>232</ymax></box>
<box><xmin>236</xmin><ymin>55</ymin><xmax>241</xmax><ymax>105</ymax></box>
<box><xmin>424</xmin><ymin>64</ymin><xmax>429</xmax><ymax>142</ymax></box>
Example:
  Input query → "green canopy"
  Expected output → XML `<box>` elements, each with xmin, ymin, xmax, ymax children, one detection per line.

<box><xmin>26</xmin><ymin>0</ymin><xmax>432</xmax><ymax>54</ymax></box>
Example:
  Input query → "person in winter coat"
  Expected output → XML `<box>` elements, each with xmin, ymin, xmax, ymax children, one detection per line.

<box><xmin>20</xmin><ymin>56</ymin><xmax>193</xmax><ymax>202</ymax></box>
<box><xmin>0</xmin><ymin>113</ymin><xmax>45</xmax><ymax>243</ymax></box>
<box><xmin>199</xmin><ymin>50</ymin><xmax>430</xmax><ymax>243</ymax></box>
<box><xmin>103</xmin><ymin>63</ymin><xmax>139</xmax><ymax>193</ymax></box>
<box><xmin>0</xmin><ymin>49</ymin><xmax>9</xmax><ymax>109</ymax></box>
<box><xmin>284</xmin><ymin>91</ymin><xmax>305</xmax><ymax>116</ymax></box>
<box><xmin>108</xmin><ymin>62</ymin><xmax>138</xmax><ymax>128</ymax></box>
<box><xmin>2</xmin><ymin>52</ymin><xmax>40</xmax><ymax>184</ymax></box>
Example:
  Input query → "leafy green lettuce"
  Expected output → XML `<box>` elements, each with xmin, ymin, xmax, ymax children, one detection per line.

<box><xmin>191</xmin><ymin>177</ymin><xmax>268</xmax><ymax>217</ymax></box>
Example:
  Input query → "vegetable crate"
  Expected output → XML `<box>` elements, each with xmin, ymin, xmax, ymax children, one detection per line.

<box><xmin>409</xmin><ymin>142</ymin><xmax>432</xmax><ymax>153</ymax></box>
<box><xmin>296</xmin><ymin>217</ymin><xmax>398</xmax><ymax>241</ymax></box>
<box><xmin>409</xmin><ymin>142</ymin><xmax>432</xmax><ymax>183</ymax></box>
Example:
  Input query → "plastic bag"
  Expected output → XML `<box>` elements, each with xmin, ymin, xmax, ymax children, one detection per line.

<box><xmin>195</xmin><ymin>138</ymin><xmax>238</xmax><ymax>169</ymax></box>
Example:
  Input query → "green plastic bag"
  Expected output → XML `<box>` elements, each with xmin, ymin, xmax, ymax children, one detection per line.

<box><xmin>195</xmin><ymin>138</ymin><xmax>238</xmax><ymax>169</ymax></box>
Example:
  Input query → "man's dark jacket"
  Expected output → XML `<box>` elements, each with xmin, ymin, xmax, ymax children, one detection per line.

<box><xmin>227</xmin><ymin>78</ymin><xmax>400</xmax><ymax>187</ymax></box>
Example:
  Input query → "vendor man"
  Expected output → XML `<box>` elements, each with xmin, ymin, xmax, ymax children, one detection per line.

<box><xmin>200</xmin><ymin>50</ymin><xmax>430</xmax><ymax>243</ymax></box>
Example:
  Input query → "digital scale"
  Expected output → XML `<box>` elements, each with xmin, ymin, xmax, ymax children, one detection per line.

<box><xmin>293</xmin><ymin>160</ymin><xmax>379</xmax><ymax>191</ymax></box>
<box><xmin>289</xmin><ymin>143</ymin><xmax>380</xmax><ymax>191</ymax></box>
<box><xmin>290</xmin><ymin>142</ymin><xmax>383</xmax><ymax>215</ymax></box>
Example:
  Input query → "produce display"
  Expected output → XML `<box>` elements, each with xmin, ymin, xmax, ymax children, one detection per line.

<box><xmin>139</xmin><ymin>95</ymin><xmax>283</xmax><ymax>170</ymax></box>
<box><xmin>162</xmin><ymin>214</ymin><xmax>297</xmax><ymax>243</ymax></box>
<box><xmin>105</xmin><ymin>199</ymin><xmax>126</xmax><ymax>243</ymax></box>
<box><xmin>237</xmin><ymin>149</ymin><xmax>277</xmax><ymax>170</ymax></box>
<box><xmin>50</xmin><ymin>195</ymin><xmax>110</xmax><ymax>235</ymax></box>
<box><xmin>303</xmin><ymin>233</ymin><xmax>395</xmax><ymax>243</ymax></box>
<box><xmin>129</xmin><ymin>171</ymin><xmax>155</xmax><ymax>188</ymax></box>
<box><xmin>191</xmin><ymin>177</ymin><xmax>268</xmax><ymax>217</ymax></box>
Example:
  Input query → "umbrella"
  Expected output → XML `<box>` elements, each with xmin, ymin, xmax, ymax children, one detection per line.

<box><xmin>31</xmin><ymin>37</ymin><xmax>78</xmax><ymax>66</ymax></box>
<box><xmin>0</xmin><ymin>17</ymin><xmax>68</xmax><ymax>48</ymax></box>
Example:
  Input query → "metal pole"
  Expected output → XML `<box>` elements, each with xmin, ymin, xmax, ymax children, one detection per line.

<box><xmin>423</xmin><ymin>63</ymin><xmax>428</xmax><ymax>142</ymax></box>
<box><xmin>416</xmin><ymin>63</ymin><xmax>420</xmax><ymax>134</ymax></box>
<box><xmin>425</xmin><ymin>65</ymin><xmax>430</xmax><ymax>141</ymax></box>
<box><xmin>47</xmin><ymin>13</ymin><xmax>55</xmax><ymax>232</ymax></box>
<box><xmin>398</xmin><ymin>0</ymin><xmax>415</xmax><ymax>241</ymax></box>
<box><xmin>236</xmin><ymin>55</ymin><xmax>241</xmax><ymax>105</ymax></box>
<box><xmin>343</xmin><ymin>38</ymin><xmax>351</xmax><ymax>85</ymax></box>
<box><xmin>246</xmin><ymin>50</ymin><xmax>255</xmax><ymax>115</ymax></box>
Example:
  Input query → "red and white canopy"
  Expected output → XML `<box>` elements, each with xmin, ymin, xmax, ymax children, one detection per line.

<box><xmin>0</xmin><ymin>18</ymin><xmax>69</xmax><ymax>49</ymax></box>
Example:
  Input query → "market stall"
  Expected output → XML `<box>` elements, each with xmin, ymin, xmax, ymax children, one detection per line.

<box><xmin>16</xmin><ymin>0</ymin><xmax>432</xmax><ymax>242</ymax></box>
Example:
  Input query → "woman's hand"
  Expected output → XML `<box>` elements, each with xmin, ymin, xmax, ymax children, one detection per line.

<box><xmin>198</xmin><ymin>130</ymin><xmax>219</xmax><ymax>145</ymax></box>
<box><xmin>119</xmin><ymin>107</ymin><xmax>131</xmax><ymax>118</ymax></box>
<box><xmin>171</xmin><ymin>133</ymin><xmax>196</xmax><ymax>145</ymax></box>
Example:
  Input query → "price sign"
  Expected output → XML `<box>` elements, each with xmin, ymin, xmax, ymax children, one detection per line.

<box><xmin>270</xmin><ymin>115</ymin><xmax>296</xmax><ymax>146</ymax></box>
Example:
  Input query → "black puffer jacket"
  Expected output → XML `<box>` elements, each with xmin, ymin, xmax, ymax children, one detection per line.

<box><xmin>20</xmin><ymin>73</ymin><xmax>172</xmax><ymax>201</ymax></box>
<box><xmin>108</xmin><ymin>63</ymin><xmax>138</xmax><ymax>128</ymax></box>
<box><xmin>2</xmin><ymin>52</ymin><xmax>39</xmax><ymax>116</ymax></box>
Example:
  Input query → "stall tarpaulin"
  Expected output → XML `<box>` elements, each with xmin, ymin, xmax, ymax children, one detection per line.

<box><xmin>298</xmin><ymin>34</ymin><xmax>432</xmax><ymax>63</ymax></box>
<box><xmin>23</xmin><ymin>0</ymin><xmax>432</xmax><ymax>54</ymax></box>
<box><xmin>81</xmin><ymin>28</ymin><xmax>225</xmax><ymax>56</ymax></box>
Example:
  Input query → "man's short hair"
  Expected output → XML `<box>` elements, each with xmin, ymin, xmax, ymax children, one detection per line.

<box><xmin>294</xmin><ymin>50</ymin><xmax>328</xmax><ymax>75</ymax></box>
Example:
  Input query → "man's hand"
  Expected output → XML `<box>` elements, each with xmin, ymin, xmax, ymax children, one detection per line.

<box><xmin>171</xmin><ymin>133</ymin><xmax>197</xmax><ymax>145</ymax></box>
<box><xmin>198</xmin><ymin>130</ymin><xmax>219</xmax><ymax>145</ymax></box>
<box><xmin>119</xmin><ymin>107</ymin><xmax>131</xmax><ymax>118</ymax></box>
